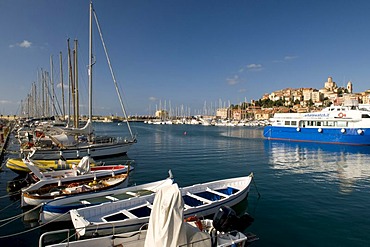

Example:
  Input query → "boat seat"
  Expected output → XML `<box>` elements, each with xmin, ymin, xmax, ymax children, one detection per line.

<box><xmin>185</xmin><ymin>192</ymin><xmax>213</xmax><ymax>204</ymax></box>
<box><xmin>206</xmin><ymin>187</ymin><xmax>229</xmax><ymax>198</ymax></box>
<box><xmin>80</xmin><ymin>200</ymin><xmax>91</xmax><ymax>205</ymax></box>
<box><xmin>125</xmin><ymin>191</ymin><xmax>139</xmax><ymax>197</ymax></box>
<box><xmin>105</xmin><ymin>195</ymin><xmax>119</xmax><ymax>201</ymax></box>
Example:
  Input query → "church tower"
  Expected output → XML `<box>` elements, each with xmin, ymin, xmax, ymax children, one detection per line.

<box><xmin>347</xmin><ymin>81</ymin><xmax>353</xmax><ymax>93</ymax></box>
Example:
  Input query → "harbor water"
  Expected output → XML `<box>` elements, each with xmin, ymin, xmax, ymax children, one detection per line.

<box><xmin>1</xmin><ymin>122</ymin><xmax>370</xmax><ymax>246</ymax></box>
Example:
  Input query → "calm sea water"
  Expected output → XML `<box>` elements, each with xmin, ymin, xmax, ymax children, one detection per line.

<box><xmin>1</xmin><ymin>122</ymin><xmax>370</xmax><ymax>246</ymax></box>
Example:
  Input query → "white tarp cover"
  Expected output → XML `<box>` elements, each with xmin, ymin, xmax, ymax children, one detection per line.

<box><xmin>144</xmin><ymin>183</ymin><xmax>187</xmax><ymax>247</ymax></box>
<box><xmin>144</xmin><ymin>183</ymin><xmax>210</xmax><ymax>247</ymax></box>
<box><xmin>49</xmin><ymin>133</ymin><xmax>77</xmax><ymax>146</ymax></box>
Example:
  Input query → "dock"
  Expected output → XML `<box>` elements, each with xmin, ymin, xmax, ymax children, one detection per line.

<box><xmin>0</xmin><ymin>121</ymin><xmax>12</xmax><ymax>164</ymax></box>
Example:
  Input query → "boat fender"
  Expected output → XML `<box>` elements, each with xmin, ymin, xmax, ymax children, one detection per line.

<box><xmin>341</xmin><ymin>128</ymin><xmax>346</xmax><ymax>133</ymax></box>
<box><xmin>318</xmin><ymin>128</ymin><xmax>323</xmax><ymax>133</ymax></box>
<box><xmin>296</xmin><ymin>127</ymin><xmax>300</xmax><ymax>132</ymax></box>
<box><xmin>357</xmin><ymin>129</ymin><xmax>364</xmax><ymax>135</ymax></box>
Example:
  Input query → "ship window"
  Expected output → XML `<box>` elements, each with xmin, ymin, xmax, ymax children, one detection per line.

<box><xmin>285</xmin><ymin>121</ymin><xmax>290</xmax><ymax>125</ymax></box>
<box><xmin>322</xmin><ymin>121</ymin><xmax>334</xmax><ymax>126</ymax></box>
<box><xmin>317</xmin><ymin>122</ymin><xmax>322</xmax><ymax>126</ymax></box>
<box><xmin>291</xmin><ymin>121</ymin><xmax>297</xmax><ymax>126</ymax></box>
<box><xmin>307</xmin><ymin>121</ymin><xmax>315</xmax><ymax>126</ymax></box>
<box><xmin>362</xmin><ymin>114</ymin><xmax>370</xmax><ymax>118</ymax></box>
<box><xmin>337</xmin><ymin>121</ymin><xmax>347</xmax><ymax>127</ymax></box>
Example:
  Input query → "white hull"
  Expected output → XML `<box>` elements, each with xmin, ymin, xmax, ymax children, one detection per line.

<box><xmin>70</xmin><ymin>173</ymin><xmax>253</xmax><ymax>238</ymax></box>
<box><xmin>39</xmin><ymin>173</ymin><xmax>174</xmax><ymax>224</ymax></box>
<box><xmin>28</xmin><ymin>140</ymin><xmax>135</xmax><ymax>160</ymax></box>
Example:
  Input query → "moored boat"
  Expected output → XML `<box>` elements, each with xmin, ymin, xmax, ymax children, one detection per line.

<box><xmin>20</xmin><ymin>156</ymin><xmax>133</xmax><ymax>207</ymax></box>
<box><xmin>264</xmin><ymin>102</ymin><xmax>370</xmax><ymax>145</ymax></box>
<box><xmin>23</xmin><ymin>173</ymin><xmax>130</xmax><ymax>208</ymax></box>
<box><xmin>20</xmin><ymin>0</ymin><xmax>137</xmax><ymax>161</ymax></box>
<box><xmin>39</xmin><ymin>171</ymin><xmax>174</xmax><ymax>224</ymax></box>
<box><xmin>70</xmin><ymin>173</ymin><xmax>253</xmax><ymax>238</ymax></box>
<box><xmin>5</xmin><ymin>156</ymin><xmax>102</xmax><ymax>175</ymax></box>
<box><xmin>40</xmin><ymin>183</ymin><xmax>257</xmax><ymax>247</ymax></box>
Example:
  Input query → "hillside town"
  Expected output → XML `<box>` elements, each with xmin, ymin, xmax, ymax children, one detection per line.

<box><xmin>204</xmin><ymin>76</ymin><xmax>370</xmax><ymax>121</ymax></box>
<box><xmin>146</xmin><ymin>76</ymin><xmax>370</xmax><ymax>125</ymax></box>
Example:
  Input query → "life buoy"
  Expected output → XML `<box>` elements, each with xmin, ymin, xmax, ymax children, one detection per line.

<box><xmin>338</xmin><ymin>112</ymin><xmax>346</xmax><ymax>118</ymax></box>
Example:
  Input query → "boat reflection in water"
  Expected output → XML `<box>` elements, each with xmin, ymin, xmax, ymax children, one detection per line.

<box><xmin>264</xmin><ymin>140</ymin><xmax>370</xmax><ymax>193</ymax></box>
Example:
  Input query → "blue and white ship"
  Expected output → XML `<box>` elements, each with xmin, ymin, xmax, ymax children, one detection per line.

<box><xmin>263</xmin><ymin>102</ymin><xmax>370</xmax><ymax>145</ymax></box>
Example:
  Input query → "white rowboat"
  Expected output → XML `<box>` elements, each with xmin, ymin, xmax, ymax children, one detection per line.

<box><xmin>70</xmin><ymin>173</ymin><xmax>253</xmax><ymax>238</ymax></box>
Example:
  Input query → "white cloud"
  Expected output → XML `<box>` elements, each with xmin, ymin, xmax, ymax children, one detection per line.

<box><xmin>227</xmin><ymin>75</ymin><xmax>240</xmax><ymax>85</ymax></box>
<box><xmin>284</xmin><ymin>55</ymin><xmax>298</xmax><ymax>60</ymax></box>
<box><xmin>246</xmin><ymin>63</ymin><xmax>263</xmax><ymax>71</ymax></box>
<box><xmin>238</xmin><ymin>88</ymin><xmax>246</xmax><ymax>93</ymax></box>
<box><xmin>9</xmin><ymin>40</ymin><xmax>32</xmax><ymax>48</ymax></box>
<box><xmin>149</xmin><ymin>96</ymin><xmax>157</xmax><ymax>101</ymax></box>
<box><xmin>0</xmin><ymin>100</ymin><xmax>12</xmax><ymax>104</ymax></box>
<box><xmin>56</xmin><ymin>82</ymin><xmax>69</xmax><ymax>89</ymax></box>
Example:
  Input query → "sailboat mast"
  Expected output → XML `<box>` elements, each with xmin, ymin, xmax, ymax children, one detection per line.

<box><xmin>74</xmin><ymin>39</ymin><xmax>79</xmax><ymax>128</ymax></box>
<box><xmin>88</xmin><ymin>1</ymin><xmax>93</xmax><ymax>141</ymax></box>
<box><xmin>60</xmin><ymin>52</ymin><xmax>65</xmax><ymax>120</ymax></box>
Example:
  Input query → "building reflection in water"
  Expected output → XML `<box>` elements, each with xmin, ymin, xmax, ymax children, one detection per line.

<box><xmin>264</xmin><ymin>140</ymin><xmax>370</xmax><ymax>193</ymax></box>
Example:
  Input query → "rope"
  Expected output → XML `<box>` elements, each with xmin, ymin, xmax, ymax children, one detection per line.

<box><xmin>0</xmin><ymin>200</ymin><xmax>20</xmax><ymax>216</ymax></box>
<box><xmin>252</xmin><ymin>176</ymin><xmax>261</xmax><ymax>199</ymax></box>
<box><xmin>58</xmin><ymin>229</ymin><xmax>79</xmax><ymax>244</ymax></box>
<box><xmin>0</xmin><ymin>203</ymin><xmax>42</xmax><ymax>226</ymax></box>
<box><xmin>0</xmin><ymin>210</ymin><xmax>70</xmax><ymax>239</ymax></box>
<box><xmin>0</xmin><ymin>190</ymin><xmax>21</xmax><ymax>199</ymax></box>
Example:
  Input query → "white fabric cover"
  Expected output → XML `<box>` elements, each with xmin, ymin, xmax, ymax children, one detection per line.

<box><xmin>77</xmin><ymin>156</ymin><xmax>91</xmax><ymax>175</ymax></box>
<box><xmin>144</xmin><ymin>183</ymin><xmax>187</xmax><ymax>247</ymax></box>
<box><xmin>144</xmin><ymin>183</ymin><xmax>210</xmax><ymax>247</ymax></box>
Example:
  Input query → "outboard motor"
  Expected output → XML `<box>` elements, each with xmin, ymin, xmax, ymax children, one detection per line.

<box><xmin>213</xmin><ymin>206</ymin><xmax>254</xmax><ymax>232</ymax></box>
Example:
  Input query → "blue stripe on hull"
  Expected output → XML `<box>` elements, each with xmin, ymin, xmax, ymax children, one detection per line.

<box><xmin>263</xmin><ymin>126</ymin><xmax>370</xmax><ymax>146</ymax></box>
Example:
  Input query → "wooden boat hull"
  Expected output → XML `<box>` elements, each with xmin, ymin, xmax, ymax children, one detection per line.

<box><xmin>70</xmin><ymin>173</ymin><xmax>253</xmax><ymax>238</ymax></box>
<box><xmin>21</xmin><ymin>165</ymin><xmax>133</xmax><ymax>207</ymax></box>
<box><xmin>22</xmin><ymin>173</ymin><xmax>130</xmax><ymax>207</ymax></box>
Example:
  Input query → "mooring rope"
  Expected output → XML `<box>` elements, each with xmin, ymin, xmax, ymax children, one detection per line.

<box><xmin>58</xmin><ymin>229</ymin><xmax>79</xmax><ymax>244</ymax></box>
<box><xmin>0</xmin><ymin>203</ymin><xmax>42</xmax><ymax>226</ymax></box>
<box><xmin>252</xmin><ymin>176</ymin><xmax>261</xmax><ymax>199</ymax></box>
<box><xmin>0</xmin><ymin>199</ymin><xmax>20</xmax><ymax>216</ymax></box>
<box><xmin>0</xmin><ymin>210</ymin><xmax>70</xmax><ymax>239</ymax></box>
<box><xmin>0</xmin><ymin>190</ymin><xmax>22</xmax><ymax>199</ymax></box>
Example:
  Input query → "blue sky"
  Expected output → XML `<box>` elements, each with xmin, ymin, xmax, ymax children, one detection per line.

<box><xmin>1</xmin><ymin>0</ymin><xmax>370</xmax><ymax>116</ymax></box>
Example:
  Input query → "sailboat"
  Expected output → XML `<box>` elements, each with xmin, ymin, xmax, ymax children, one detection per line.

<box><xmin>22</xmin><ymin>1</ymin><xmax>136</xmax><ymax>160</ymax></box>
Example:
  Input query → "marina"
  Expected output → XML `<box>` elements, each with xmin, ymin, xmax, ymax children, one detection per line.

<box><xmin>0</xmin><ymin>122</ymin><xmax>369</xmax><ymax>246</ymax></box>
<box><xmin>3</xmin><ymin>1</ymin><xmax>370</xmax><ymax>246</ymax></box>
